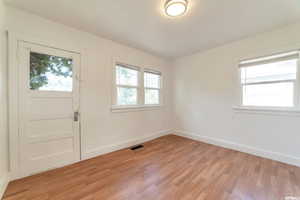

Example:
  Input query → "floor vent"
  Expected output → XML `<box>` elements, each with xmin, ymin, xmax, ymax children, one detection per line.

<box><xmin>130</xmin><ymin>144</ymin><xmax>144</xmax><ymax>151</ymax></box>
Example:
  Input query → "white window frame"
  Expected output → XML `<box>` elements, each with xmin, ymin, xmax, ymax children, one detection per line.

<box><xmin>112</xmin><ymin>62</ymin><xmax>141</xmax><ymax>107</ymax></box>
<box><xmin>144</xmin><ymin>69</ymin><xmax>162</xmax><ymax>106</ymax></box>
<box><xmin>236</xmin><ymin>50</ymin><xmax>300</xmax><ymax>112</ymax></box>
<box><xmin>111</xmin><ymin>61</ymin><xmax>163</xmax><ymax>112</ymax></box>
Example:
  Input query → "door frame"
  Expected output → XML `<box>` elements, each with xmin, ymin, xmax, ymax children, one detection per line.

<box><xmin>8</xmin><ymin>31</ymin><xmax>86</xmax><ymax>180</ymax></box>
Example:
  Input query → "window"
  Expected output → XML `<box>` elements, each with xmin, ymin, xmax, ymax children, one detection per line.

<box><xmin>144</xmin><ymin>70</ymin><xmax>161</xmax><ymax>105</ymax></box>
<box><xmin>115</xmin><ymin>64</ymin><xmax>139</xmax><ymax>105</ymax></box>
<box><xmin>113</xmin><ymin>63</ymin><xmax>162</xmax><ymax>109</ymax></box>
<box><xmin>239</xmin><ymin>51</ymin><xmax>299</xmax><ymax>108</ymax></box>
<box><xmin>30</xmin><ymin>52</ymin><xmax>73</xmax><ymax>92</ymax></box>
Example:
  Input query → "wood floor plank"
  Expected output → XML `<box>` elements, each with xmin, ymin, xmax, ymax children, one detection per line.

<box><xmin>3</xmin><ymin>135</ymin><xmax>300</xmax><ymax>200</ymax></box>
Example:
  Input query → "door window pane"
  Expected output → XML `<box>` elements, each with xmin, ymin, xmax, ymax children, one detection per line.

<box><xmin>243</xmin><ymin>82</ymin><xmax>294</xmax><ymax>107</ymax></box>
<box><xmin>30</xmin><ymin>52</ymin><xmax>73</xmax><ymax>92</ymax></box>
<box><xmin>117</xmin><ymin>87</ymin><xmax>137</xmax><ymax>105</ymax></box>
<box><xmin>145</xmin><ymin>89</ymin><xmax>159</xmax><ymax>105</ymax></box>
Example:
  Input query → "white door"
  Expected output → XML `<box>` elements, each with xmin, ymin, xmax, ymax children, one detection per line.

<box><xmin>18</xmin><ymin>41</ymin><xmax>81</xmax><ymax>177</ymax></box>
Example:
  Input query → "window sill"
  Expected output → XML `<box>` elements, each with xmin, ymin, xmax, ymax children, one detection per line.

<box><xmin>232</xmin><ymin>106</ymin><xmax>300</xmax><ymax>116</ymax></box>
<box><xmin>111</xmin><ymin>105</ymin><xmax>163</xmax><ymax>113</ymax></box>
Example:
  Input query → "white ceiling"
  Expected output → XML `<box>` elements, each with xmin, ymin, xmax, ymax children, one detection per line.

<box><xmin>5</xmin><ymin>0</ymin><xmax>300</xmax><ymax>58</ymax></box>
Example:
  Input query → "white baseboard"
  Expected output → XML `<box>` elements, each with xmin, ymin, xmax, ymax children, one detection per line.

<box><xmin>0</xmin><ymin>172</ymin><xmax>9</xmax><ymax>200</ymax></box>
<box><xmin>175</xmin><ymin>130</ymin><xmax>300</xmax><ymax>167</ymax></box>
<box><xmin>82</xmin><ymin>129</ymin><xmax>173</xmax><ymax>160</ymax></box>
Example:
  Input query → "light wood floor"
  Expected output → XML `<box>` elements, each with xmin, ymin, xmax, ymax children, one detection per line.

<box><xmin>3</xmin><ymin>135</ymin><xmax>300</xmax><ymax>200</ymax></box>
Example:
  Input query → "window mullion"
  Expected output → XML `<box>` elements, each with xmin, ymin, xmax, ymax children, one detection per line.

<box><xmin>142</xmin><ymin>69</ymin><xmax>146</xmax><ymax>105</ymax></box>
<box><xmin>242</xmin><ymin>67</ymin><xmax>246</xmax><ymax>106</ymax></box>
<box><xmin>242</xmin><ymin>79</ymin><xmax>296</xmax><ymax>86</ymax></box>
<box><xmin>116</xmin><ymin>84</ymin><xmax>138</xmax><ymax>89</ymax></box>
<box><xmin>295</xmin><ymin>58</ymin><xmax>300</xmax><ymax>108</ymax></box>
<box><xmin>139</xmin><ymin>69</ymin><xmax>144</xmax><ymax>105</ymax></box>
<box><xmin>145</xmin><ymin>87</ymin><xmax>160</xmax><ymax>90</ymax></box>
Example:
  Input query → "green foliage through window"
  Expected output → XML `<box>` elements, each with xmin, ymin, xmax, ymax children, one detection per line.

<box><xmin>116</xmin><ymin>65</ymin><xmax>138</xmax><ymax>105</ymax></box>
<box><xmin>30</xmin><ymin>52</ymin><xmax>73</xmax><ymax>91</ymax></box>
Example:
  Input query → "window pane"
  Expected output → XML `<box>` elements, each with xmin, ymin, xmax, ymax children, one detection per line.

<box><xmin>144</xmin><ymin>72</ymin><xmax>161</xmax><ymax>88</ymax></box>
<box><xmin>30</xmin><ymin>52</ymin><xmax>73</xmax><ymax>91</ymax></box>
<box><xmin>241</xmin><ymin>59</ymin><xmax>297</xmax><ymax>84</ymax></box>
<box><xmin>116</xmin><ymin>65</ymin><xmax>138</xmax><ymax>86</ymax></box>
<box><xmin>117</xmin><ymin>87</ymin><xmax>137</xmax><ymax>105</ymax></box>
<box><xmin>145</xmin><ymin>89</ymin><xmax>159</xmax><ymax>105</ymax></box>
<box><xmin>243</xmin><ymin>82</ymin><xmax>294</xmax><ymax>107</ymax></box>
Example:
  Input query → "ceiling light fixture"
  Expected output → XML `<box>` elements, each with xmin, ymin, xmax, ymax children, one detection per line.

<box><xmin>165</xmin><ymin>0</ymin><xmax>188</xmax><ymax>17</ymax></box>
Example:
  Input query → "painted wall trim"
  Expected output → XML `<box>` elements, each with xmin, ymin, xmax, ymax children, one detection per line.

<box><xmin>0</xmin><ymin>173</ymin><xmax>9</xmax><ymax>199</ymax></box>
<box><xmin>83</xmin><ymin>129</ymin><xmax>173</xmax><ymax>160</ymax></box>
<box><xmin>175</xmin><ymin>130</ymin><xmax>300</xmax><ymax>167</ymax></box>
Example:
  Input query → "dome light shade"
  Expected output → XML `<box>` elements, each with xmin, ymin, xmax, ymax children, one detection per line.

<box><xmin>165</xmin><ymin>0</ymin><xmax>188</xmax><ymax>17</ymax></box>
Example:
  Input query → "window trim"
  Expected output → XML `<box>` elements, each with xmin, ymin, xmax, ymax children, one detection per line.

<box><xmin>237</xmin><ymin>50</ymin><xmax>300</xmax><ymax>111</ymax></box>
<box><xmin>111</xmin><ymin>61</ymin><xmax>163</xmax><ymax>112</ymax></box>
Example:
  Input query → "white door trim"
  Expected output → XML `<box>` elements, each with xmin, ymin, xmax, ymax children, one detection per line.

<box><xmin>8</xmin><ymin>31</ymin><xmax>86</xmax><ymax>180</ymax></box>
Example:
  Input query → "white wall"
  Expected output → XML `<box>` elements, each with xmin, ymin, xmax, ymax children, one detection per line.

<box><xmin>0</xmin><ymin>0</ymin><xmax>9</xmax><ymax>197</ymax></box>
<box><xmin>5</xmin><ymin>4</ymin><xmax>300</xmax><ymax>184</ymax></box>
<box><xmin>6</xmin><ymin>7</ymin><xmax>173</xmax><ymax>164</ymax></box>
<box><xmin>173</xmin><ymin>22</ymin><xmax>300</xmax><ymax>167</ymax></box>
